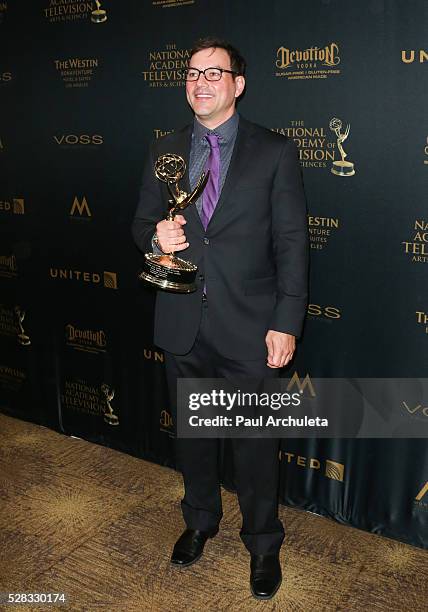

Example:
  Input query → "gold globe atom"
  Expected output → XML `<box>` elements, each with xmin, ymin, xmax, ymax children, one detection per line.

<box><xmin>155</xmin><ymin>154</ymin><xmax>186</xmax><ymax>184</ymax></box>
<box><xmin>330</xmin><ymin>117</ymin><xmax>342</xmax><ymax>131</ymax></box>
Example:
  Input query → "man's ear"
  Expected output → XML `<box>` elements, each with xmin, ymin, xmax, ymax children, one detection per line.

<box><xmin>235</xmin><ymin>75</ymin><xmax>246</xmax><ymax>98</ymax></box>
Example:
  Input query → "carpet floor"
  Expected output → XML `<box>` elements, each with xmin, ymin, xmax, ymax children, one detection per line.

<box><xmin>0</xmin><ymin>412</ymin><xmax>427</xmax><ymax>611</ymax></box>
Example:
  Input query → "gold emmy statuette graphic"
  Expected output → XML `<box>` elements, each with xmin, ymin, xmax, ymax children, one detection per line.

<box><xmin>101</xmin><ymin>384</ymin><xmax>119</xmax><ymax>426</ymax></box>
<box><xmin>91</xmin><ymin>0</ymin><xmax>107</xmax><ymax>23</ymax></box>
<box><xmin>14</xmin><ymin>306</ymin><xmax>31</xmax><ymax>346</ymax></box>
<box><xmin>330</xmin><ymin>117</ymin><xmax>355</xmax><ymax>177</ymax></box>
<box><xmin>139</xmin><ymin>153</ymin><xmax>209</xmax><ymax>293</ymax></box>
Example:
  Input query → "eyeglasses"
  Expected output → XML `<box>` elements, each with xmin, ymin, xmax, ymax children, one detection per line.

<box><xmin>185</xmin><ymin>67</ymin><xmax>238</xmax><ymax>82</ymax></box>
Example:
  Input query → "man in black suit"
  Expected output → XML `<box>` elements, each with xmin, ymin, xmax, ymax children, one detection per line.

<box><xmin>132</xmin><ymin>37</ymin><xmax>308</xmax><ymax>600</ymax></box>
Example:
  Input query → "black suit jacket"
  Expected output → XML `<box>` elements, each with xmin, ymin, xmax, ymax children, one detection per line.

<box><xmin>132</xmin><ymin>117</ymin><xmax>309</xmax><ymax>359</ymax></box>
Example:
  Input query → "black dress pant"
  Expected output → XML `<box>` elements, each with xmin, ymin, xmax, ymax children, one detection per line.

<box><xmin>164</xmin><ymin>301</ymin><xmax>285</xmax><ymax>555</ymax></box>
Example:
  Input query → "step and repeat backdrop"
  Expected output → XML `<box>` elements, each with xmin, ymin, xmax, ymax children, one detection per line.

<box><xmin>1</xmin><ymin>1</ymin><xmax>427</xmax><ymax>548</ymax></box>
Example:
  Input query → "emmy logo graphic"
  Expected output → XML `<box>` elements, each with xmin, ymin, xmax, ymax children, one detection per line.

<box><xmin>14</xmin><ymin>306</ymin><xmax>31</xmax><ymax>346</ymax></box>
<box><xmin>329</xmin><ymin>117</ymin><xmax>356</xmax><ymax>177</ymax></box>
<box><xmin>101</xmin><ymin>384</ymin><xmax>119</xmax><ymax>426</ymax></box>
<box><xmin>91</xmin><ymin>0</ymin><xmax>107</xmax><ymax>23</ymax></box>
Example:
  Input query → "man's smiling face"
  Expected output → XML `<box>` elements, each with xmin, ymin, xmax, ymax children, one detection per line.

<box><xmin>186</xmin><ymin>47</ymin><xmax>245</xmax><ymax>129</ymax></box>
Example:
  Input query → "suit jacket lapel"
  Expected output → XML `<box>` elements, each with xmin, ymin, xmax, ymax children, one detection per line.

<box><xmin>207</xmin><ymin>118</ymin><xmax>254</xmax><ymax>228</ymax></box>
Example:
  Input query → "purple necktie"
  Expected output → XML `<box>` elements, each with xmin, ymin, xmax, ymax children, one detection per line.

<box><xmin>201</xmin><ymin>133</ymin><xmax>220</xmax><ymax>230</ymax></box>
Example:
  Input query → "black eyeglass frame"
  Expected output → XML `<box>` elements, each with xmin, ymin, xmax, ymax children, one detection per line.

<box><xmin>184</xmin><ymin>67</ymin><xmax>239</xmax><ymax>82</ymax></box>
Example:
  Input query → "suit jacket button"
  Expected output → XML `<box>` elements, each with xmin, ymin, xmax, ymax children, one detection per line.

<box><xmin>203</xmin><ymin>237</ymin><xmax>210</xmax><ymax>245</ymax></box>
<box><xmin>198</xmin><ymin>274</ymin><xmax>204</xmax><ymax>281</ymax></box>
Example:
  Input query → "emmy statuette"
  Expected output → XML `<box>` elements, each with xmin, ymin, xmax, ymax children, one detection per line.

<box><xmin>91</xmin><ymin>0</ymin><xmax>107</xmax><ymax>23</ymax></box>
<box><xmin>330</xmin><ymin>117</ymin><xmax>356</xmax><ymax>177</ymax></box>
<box><xmin>14</xmin><ymin>306</ymin><xmax>31</xmax><ymax>346</ymax></box>
<box><xmin>101</xmin><ymin>384</ymin><xmax>119</xmax><ymax>426</ymax></box>
<box><xmin>139</xmin><ymin>154</ymin><xmax>209</xmax><ymax>293</ymax></box>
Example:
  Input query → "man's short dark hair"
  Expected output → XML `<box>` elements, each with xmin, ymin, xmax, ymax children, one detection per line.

<box><xmin>190</xmin><ymin>37</ymin><xmax>246</xmax><ymax>77</ymax></box>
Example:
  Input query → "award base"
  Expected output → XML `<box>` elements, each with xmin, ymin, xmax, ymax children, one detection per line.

<box><xmin>17</xmin><ymin>333</ymin><xmax>31</xmax><ymax>346</ymax></box>
<box><xmin>104</xmin><ymin>412</ymin><xmax>119</xmax><ymax>426</ymax></box>
<box><xmin>331</xmin><ymin>160</ymin><xmax>355</xmax><ymax>177</ymax></box>
<box><xmin>91</xmin><ymin>10</ymin><xmax>107</xmax><ymax>23</ymax></box>
<box><xmin>140</xmin><ymin>253</ymin><xmax>197</xmax><ymax>293</ymax></box>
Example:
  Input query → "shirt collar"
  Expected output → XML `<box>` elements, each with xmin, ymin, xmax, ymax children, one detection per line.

<box><xmin>193</xmin><ymin>112</ymin><xmax>239</xmax><ymax>145</ymax></box>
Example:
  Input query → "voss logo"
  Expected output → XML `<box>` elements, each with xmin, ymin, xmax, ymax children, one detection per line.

<box><xmin>54</xmin><ymin>134</ymin><xmax>103</xmax><ymax>145</ymax></box>
<box><xmin>308</xmin><ymin>304</ymin><xmax>341</xmax><ymax>319</ymax></box>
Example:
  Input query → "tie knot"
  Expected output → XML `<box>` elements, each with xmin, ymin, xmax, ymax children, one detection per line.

<box><xmin>206</xmin><ymin>133</ymin><xmax>220</xmax><ymax>149</ymax></box>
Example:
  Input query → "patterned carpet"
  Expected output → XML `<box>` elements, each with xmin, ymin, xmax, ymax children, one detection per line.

<box><xmin>0</xmin><ymin>412</ymin><xmax>427</xmax><ymax>612</ymax></box>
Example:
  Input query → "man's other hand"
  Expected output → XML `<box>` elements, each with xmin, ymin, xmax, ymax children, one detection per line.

<box><xmin>156</xmin><ymin>214</ymin><xmax>189</xmax><ymax>253</ymax></box>
<box><xmin>265</xmin><ymin>330</ymin><xmax>296</xmax><ymax>368</ymax></box>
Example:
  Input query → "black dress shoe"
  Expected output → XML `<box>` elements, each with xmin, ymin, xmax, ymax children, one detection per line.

<box><xmin>171</xmin><ymin>528</ymin><xmax>218</xmax><ymax>567</ymax></box>
<box><xmin>250</xmin><ymin>553</ymin><xmax>282</xmax><ymax>600</ymax></box>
